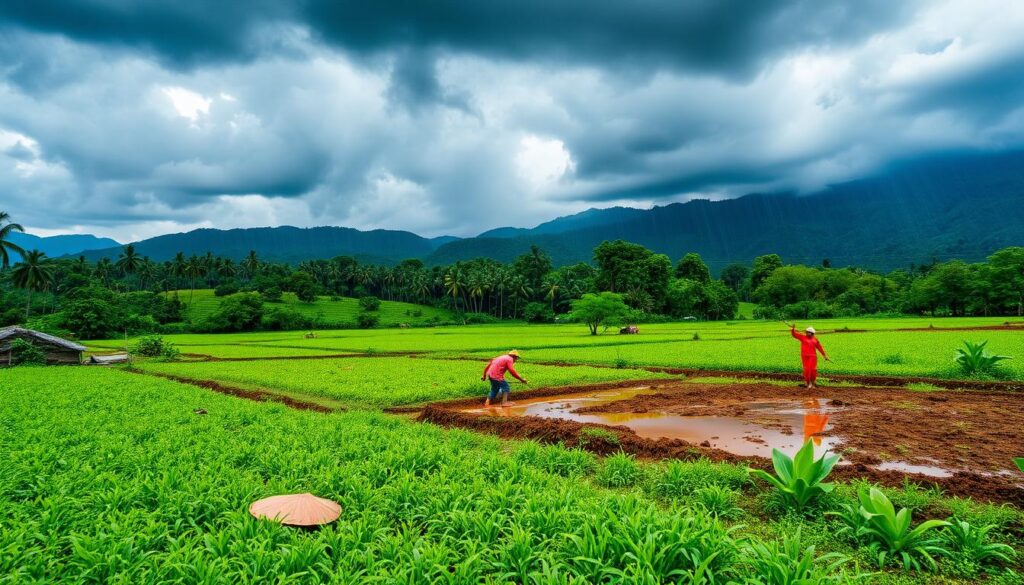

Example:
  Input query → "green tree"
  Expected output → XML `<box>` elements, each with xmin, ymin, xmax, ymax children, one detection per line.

<box><xmin>12</xmin><ymin>250</ymin><xmax>55</xmax><ymax>319</ymax></box>
<box><xmin>751</xmin><ymin>253</ymin><xmax>783</xmax><ymax>291</ymax></box>
<box><xmin>0</xmin><ymin>211</ymin><xmax>26</xmax><ymax>269</ymax></box>
<box><xmin>116</xmin><ymin>244</ymin><xmax>141</xmax><ymax>288</ymax></box>
<box><xmin>513</xmin><ymin>245</ymin><xmax>552</xmax><ymax>292</ymax></box>
<box><xmin>720</xmin><ymin>262</ymin><xmax>750</xmax><ymax>292</ymax></box>
<box><xmin>675</xmin><ymin>253</ymin><xmax>710</xmax><ymax>283</ymax></box>
<box><xmin>570</xmin><ymin>292</ymin><xmax>629</xmax><ymax>335</ymax></box>
<box><xmin>985</xmin><ymin>247</ymin><xmax>1024</xmax><ymax>316</ymax></box>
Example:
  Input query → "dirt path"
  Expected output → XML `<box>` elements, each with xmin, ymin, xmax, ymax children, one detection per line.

<box><xmin>419</xmin><ymin>380</ymin><xmax>1024</xmax><ymax>505</ymax></box>
<box><xmin>125</xmin><ymin>369</ymin><xmax>339</xmax><ymax>413</ymax></box>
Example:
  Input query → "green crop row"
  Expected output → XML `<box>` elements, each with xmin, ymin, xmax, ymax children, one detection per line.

<box><xmin>4</xmin><ymin>369</ymin><xmax>1017</xmax><ymax>584</ymax></box>
<box><xmin>138</xmin><ymin>356</ymin><xmax>675</xmax><ymax>408</ymax></box>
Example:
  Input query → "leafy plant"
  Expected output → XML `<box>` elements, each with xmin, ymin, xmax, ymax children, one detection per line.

<box><xmin>693</xmin><ymin>485</ymin><xmax>743</xmax><ymax>519</ymax></box>
<box><xmin>656</xmin><ymin>459</ymin><xmax>749</xmax><ymax>500</ymax></box>
<box><xmin>356</xmin><ymin>312</ymin><xmax>380</xmax><ymax>329</ymax></box>
<box><xmin>595</xmin><ymin>452</ymin><xmax>642</xmax><ymax>488</ymax></box>
<box><xmin>941</xmin><ymin>519</ymin><xmax>1016</xmax><ymax>575</ymax></box>
<box><xmin>855</xmin><ymin>487</ymin><xmax>950</xmax><ymax>571</ymax></box>
<box><xmin>742</xmin><ymin>529</ymin><xmax>858</xmax><ymax>585</ymax></box>
<box><xmin>749</xmin><ymin>440</ymin><xmax>839</xmax><ymax>511</ymax></box>
<box><xmin>9</xmin><ymin>338</ymin><xmax>46</xmax><ymax>366</ymax></box>
<box><xmin>954</xmin><ymin>340</ymin><xmax>1011</xmax><ymax>376</ymax></box>
<box><xmin>1014</xmin><ymin>458</ymin><xmax>1024</xmax><ymax>473</ymax></box>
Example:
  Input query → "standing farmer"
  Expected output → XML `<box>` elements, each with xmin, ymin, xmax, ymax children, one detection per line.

<box><xmin>482</xmin><ymin>350</ymin><xmax>529</xmax><ymax>407</ymax></box>
<box><xmin>791</xmin><ymin>325</ymin><xmax>830</xmax><ymax>389</ymax></box>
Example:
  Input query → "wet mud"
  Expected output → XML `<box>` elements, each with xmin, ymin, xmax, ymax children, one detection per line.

<box><xmin>420</xmin><ymin>380</ymin><xmax>1024</xmax><ymax>505</ymax></box>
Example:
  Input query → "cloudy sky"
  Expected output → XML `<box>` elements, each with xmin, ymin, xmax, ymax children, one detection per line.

<box><xmin>2</xmin><ymin>0</ymin><xmax>1023</xmax><ymax>243</ymax></box>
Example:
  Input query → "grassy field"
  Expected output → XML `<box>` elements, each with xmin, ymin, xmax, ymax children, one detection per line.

<box><xmin>168</xmin><ymin>289</ymin><xmax>456</xmax><ymax>326</ymax></box>
<box><xmin>92</xmin><ymin>315</ymin><xmax>1024</xmax><ymax>380</ymax></box>
<box><xmin>139</xmin><ymin>357</ymin><xmax>677</xmax><ymax>408</ymax></box>
<box><xmin>3</xmin><ymin>367</ymin><xmax>1020</xmax><ymax>583</ymax></box>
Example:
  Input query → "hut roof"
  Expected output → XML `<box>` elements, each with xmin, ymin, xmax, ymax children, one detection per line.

<box><xmin>0</xmin><ymin>327</ymin><xmax>87</xmax><ymax>352</ymax></box>
<box><xmin>89</xmin><ymin>353</ymin><xmax>129</xmax><ymax>364</ymax></box>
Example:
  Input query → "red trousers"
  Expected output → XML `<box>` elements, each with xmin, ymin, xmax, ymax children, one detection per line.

<box><xmin>801</xmin><ymin>355</ymin><xmax>818</xmax><ymax>385</ymax></box>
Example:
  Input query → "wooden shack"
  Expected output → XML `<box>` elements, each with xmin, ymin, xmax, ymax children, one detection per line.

<box><xmin>0</xmin><ymin>326</ymin><xmax>86</xmax><ymax>366</ymax></box>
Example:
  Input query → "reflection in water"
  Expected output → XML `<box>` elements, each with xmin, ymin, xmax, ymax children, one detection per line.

<box><xmin>462</xmin><ymin>387</ymin><xmax>840</xmax><ymax>459</ymax></box>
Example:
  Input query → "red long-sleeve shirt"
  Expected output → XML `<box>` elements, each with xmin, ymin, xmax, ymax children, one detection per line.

<box><xmin>484</xmin><ymin>355</ymin><xmax>525</xmax><ymax>382</ymax></box>
<box><xmin>791</xmin><ymin>328</ymin><xmax>827</xmax><ymax>358</ymax></box>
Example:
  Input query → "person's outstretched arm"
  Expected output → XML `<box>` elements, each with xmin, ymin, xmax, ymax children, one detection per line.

<box><xmin>791</xmin><ymin>326</ymin><xmax>802</xmax><ymax>340</ymax></box>
<box><xmin>815</xmin><ymin>339</ymin><xmax>830</xmax><ymax>360</ymax></box>
<box><xmin>482</xmin><ymin>360</ymin><xmax>492</xmax><ymax>381</ymax></box>
<box><xmin>507</xmin><ymin>362</ymin><xmax>528</xmax><ymax>384</ymax></box>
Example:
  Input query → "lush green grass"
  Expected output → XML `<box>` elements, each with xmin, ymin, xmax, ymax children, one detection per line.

<box><xmin>4</xmin><ymin>368</ymin><xmax>1018</xmax><ymax>583</ymax></box>
<box><xmin>139</xmin><ymin>356</ymin><xmax>675</xmax><ymax>408</ymax></box>
<box><xmin>93</xmin><ymin>316</ymin><xmax>1024</xmax><ymax>380</ymax></box>
<box><xmin>168</xmin><ymin>289</ymin><xmax>456</xmax><ymax>326</ymax></box>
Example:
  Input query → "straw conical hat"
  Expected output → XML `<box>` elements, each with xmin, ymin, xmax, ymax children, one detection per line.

<box><xmin>248</xmin><ymin>493</ymin><xmax>341</xmax><ymax>527</ymax></box>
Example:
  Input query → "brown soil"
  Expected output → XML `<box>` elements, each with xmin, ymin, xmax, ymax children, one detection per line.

<box><xmin>126</xmin><ymin>369</ymin><xmax>337</xmax><ymax>413</ymax></box>
<box><xmin>419</xmin><ymin>381</ymin><xmax>1024</xmax><ymax>505</ymax></box>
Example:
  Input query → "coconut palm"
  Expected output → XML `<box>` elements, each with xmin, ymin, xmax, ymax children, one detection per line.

<box><xmin>116</xmin><ymin>244</ymin><xmax>141</xmax><ymax>288</ymax></box>
<box><xmin>241</xmin><ymin>250</ymin><xmax>260</xmax><ymax>280</ymax></box>
<box><xmin>184</xmin><ymin>255</ymin><xmax>205</xmax><ymax>303</ymax></box>
<box><xmin>12</xmin><ymin>250</ymin><xmax>54</xmax><ymax>319</ymax></box>
<box><xmin>0</xmin><ymin>211</ymin><xmax>26</xmax><ymax>270</ymax></box>
<box><xmin>94</xmin><ymin>258</ymin><xmax>113</xmax><ymax>286</ymax></box>
<box><xmin>171</xmin><ymin>252</ymin><xmax>188</xmax><ymax>288</ymax></box>
<box><xmin>544</xmin><ymin>279</ymin><xmax>560</xmax><ymax>312</ymax></box>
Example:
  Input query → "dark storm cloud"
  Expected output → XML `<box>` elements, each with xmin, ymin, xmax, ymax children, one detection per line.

<box><xmin>1</xmin><ymin>0</ymin><xmax>1023</xmax><ymax>242</ymax></box>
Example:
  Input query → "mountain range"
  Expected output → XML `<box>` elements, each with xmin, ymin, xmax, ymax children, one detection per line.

<box><xmin>40</xmin><ymin>150</ymin><xmax>1024</xmax><ymax>272</ymax></box>
<box><xmin>9</xmin><ymin>232</ymin><xmax>120</xmax><ymax>259</ymax></box>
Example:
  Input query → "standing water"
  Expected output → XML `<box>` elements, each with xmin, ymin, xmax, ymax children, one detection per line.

<box><xmin>462</xmin><ymin>388</ymin><xmax>841</xmax><ymax>459</ymax></box>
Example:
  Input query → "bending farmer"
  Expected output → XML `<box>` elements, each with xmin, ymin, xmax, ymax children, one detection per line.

<box><xmin>482</xmin><ymin>350</ymin><xmax>528</xmax><ymax>407</ymax></box>
<box><xmin>791</xmin><ymin>325</ymin><xmax>830</xmax><ymax>390</ymax></box>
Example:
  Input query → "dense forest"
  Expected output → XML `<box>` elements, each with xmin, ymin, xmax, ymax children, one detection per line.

<box><xmin>1</xmin><ymin>211</ymin><xmax>1022</xmax><ymax>340</ymax></box>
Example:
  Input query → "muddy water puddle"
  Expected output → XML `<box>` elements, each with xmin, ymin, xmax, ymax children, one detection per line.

<box><xmin>462</xmin><ymin>387</ymin><xmax>841</xmax><ymax>459</ymax></box>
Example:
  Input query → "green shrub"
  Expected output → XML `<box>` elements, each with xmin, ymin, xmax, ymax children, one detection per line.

<box><xmin>214</xmin><ymin>282</ymin><xmax>239</xmax><ymax>297</ymax></box>
<box><xmin>262</xmin><ymin>307</ymin><xmax>313</xmax><ymax>331</ymax></box>
<box><xmin>523</xmin><ymin>302</ymin><xmax>555</xmax><ymax>323</ymax></box>
<box><xmin>131</xmin><ymin>335</ymin><xmax>180</xmax><ymax>361</ymax></box>
<box><xmin>941</xmin><ymin>519</ymin><xmax>1016</xmax><ymax>577</ymax></box>
<box><xmin>955</xmin><ymin>340</ymin><xmax>1011</xmax><ymax>376</ymax></box>
<box><xmin>749</xmin><ymin>440</ymin><xmax>839</xmax><ymax>511</ymax></box>
<box><xmin>514</xmin><ymin>441</ymin><xmax>596</xmax><ymax>477</ymax></box>
<box><xmin>847</xmin><ymin>487</ymin><xmax>950</xmax><ymax>571</ymax></box>
<box><xmin>261</xmin><ymin>287</ymin><xmax>283</xmax><ymax>303</ymax></box>
<box><xmin>742</xmin><ymin>529</ymin><xmax>857</xmax><ymax>584</ymax></box>
<box><xmin>9</xmin><ymin>338</ymin><xmax>46</xmax><ymax>366</ymax></box>
<box><xmin>356</xmin><ymin>313</ymin><xmax>379</xmax><ymax>329</ymax></box>
<box><xmin>202</xmin><ymin>293</ymin><xmax>264</xmax><ymax>332</ymax></box>
<box><xmin>596</xmin><ymin>452</ymin><xmax>642</xmax><ymax>488</ymax></box>
<box><xmin>358</xmin><ymin>296</ymin><xmax>381</xmax><ymax>311</ymax></box>
<box><xmin>656</xmin><ymin>459</ymin><xmax>749</xmax><ymax>499</ymax></box>
<box><xmin>693</xmin><ymin>485</ymin><xmax>743</xmax><ymax>519</ymax></box>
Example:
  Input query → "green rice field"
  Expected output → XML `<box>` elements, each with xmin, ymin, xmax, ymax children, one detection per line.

<box><xmin>5</xmin><ymin>316</ymin><xmax>1024</xmax><ymax>583</ymax></box>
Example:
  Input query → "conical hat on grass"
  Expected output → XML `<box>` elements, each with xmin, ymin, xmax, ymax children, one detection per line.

<box><xmin>249</xmin><ymin>493</ymin><xmax>341</xmax><ymax>527</ymax></box>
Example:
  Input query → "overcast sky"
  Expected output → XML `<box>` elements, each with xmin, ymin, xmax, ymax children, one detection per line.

<box><xmin>2</xmin><ymin>0</ymin><xmax>1023</xmax><ymax>243</ymax></box>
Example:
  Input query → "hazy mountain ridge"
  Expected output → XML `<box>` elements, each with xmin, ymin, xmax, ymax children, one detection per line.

<box><xmin>9</xmin><ymin>232</ymin><xmax>120</xmax><ymax>259</ymax></box>
<box><xmin>55</xmin><ymin>150</ymin><xmax>1024</xmax><ymax>270</ymax></box>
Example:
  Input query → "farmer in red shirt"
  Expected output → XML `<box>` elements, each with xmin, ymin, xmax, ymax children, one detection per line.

<box><xmin>482</xmin><ymin>350</ymin><xmax>529</xmax><ymax>407</ymax></box>
<box><xmin>791</xmin><ymin>325</ymin><xmax>830</xmax><ymax>389</ymax></box>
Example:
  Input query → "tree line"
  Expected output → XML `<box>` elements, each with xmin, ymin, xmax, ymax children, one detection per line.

<box><xmin>1</xmin><ymin>210</ymin><xmax>1022</xmax><ymax>339</ymax></box>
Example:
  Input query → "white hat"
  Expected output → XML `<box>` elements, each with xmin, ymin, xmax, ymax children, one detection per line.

<box><xmin>805</xmin><ymin>326</ymin><xmax>816</xmax><ymax>334</ymax></box>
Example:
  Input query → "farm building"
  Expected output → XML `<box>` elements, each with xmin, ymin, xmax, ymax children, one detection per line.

<box><xmin>0</xmin><ymin>327</ymin><xmax>86</xmax><ymax>366</ymax></box>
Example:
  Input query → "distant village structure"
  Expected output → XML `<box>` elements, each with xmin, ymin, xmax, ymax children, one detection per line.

<box><xmin>0</xmin><ymin>327</ymin><xmax>86</xmax><ymax>366</ymax></box>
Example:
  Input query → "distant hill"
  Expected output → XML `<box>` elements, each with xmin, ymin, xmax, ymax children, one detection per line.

<box><xmin>79</xmin><ymin>226</ymin><xmax>458</xmax><ymax>264</ymax></box>
<box><xmin>9</xmin><ymin>232</ymin><xmax>120</xmax><ymax>259</ymax></box>
<box><xmin>69</xmin><ymin>150</ymin><xmax>1024</xmax><ymax>271</ymax></box>
<box><xmin>428</xmin><ymin>150</ymin><xmax>1024</xmax><ymax>271</ymax></box>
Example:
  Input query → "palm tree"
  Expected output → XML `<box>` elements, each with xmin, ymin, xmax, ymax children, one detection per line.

<box><xmin>444</xmin><ymin>267</ymin><xmax>467</xmax><ymax>312</ymax></box>
<box><xmin>116</xmin><ymin>244</ymin><xmax>141</xmax><ymax>288</ymax></box>
<box><xmin>137</xmin><ymin>257</ymin><xmax>156</xmax><ymax>290</ymax></box>
<box><xmin>185</xmin><ymin>256</ymin><xmax>204</xmax><ymax>303</ymax></box>
<box><xmin>171</xmin><ymin>252</ymin><xmax>188</xmax><ymax>289</ymax></box>
<box><xmin>544</xmin><ymin>279</ymin><xmax>560</xmax><ymax>313</ymax></box>
<box><xmin>242</xmin><ymin>250</ymin><xmax>260</xmax><ymax>280</ymax></box>
<box><xmin>12</xmin><ymin>250</ymin><xmax>54</xmax><ymax>319</ymax></box>
<box><xmin>0</xmin><ymin>211</ymin><xmax>26</xmax><ymax>269</ymax></box>
<box><xmin>94</xmin><ymin>258</ymin><xmax>113</xmax><ymax>286</ymax></box>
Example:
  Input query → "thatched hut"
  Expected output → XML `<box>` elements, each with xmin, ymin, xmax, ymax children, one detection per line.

<box><xmin>0</xmin><ymin>327</ymin><xmax>86</xmax><ymax>366</ymax></box>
